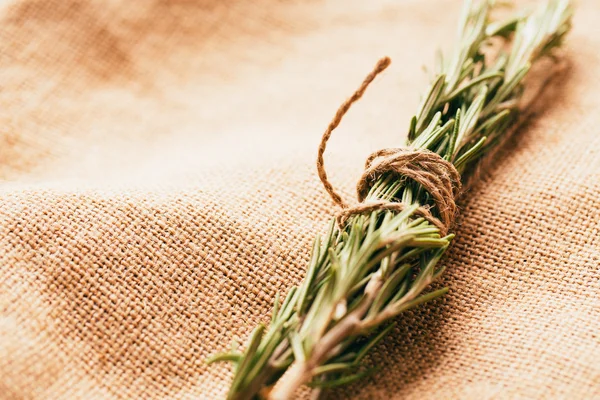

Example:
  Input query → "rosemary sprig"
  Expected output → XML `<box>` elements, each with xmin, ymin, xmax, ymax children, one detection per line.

<box><xmin>208</xmin><ymin>1</ymin><xmax>572</xmax><ymax>399</ymax></box>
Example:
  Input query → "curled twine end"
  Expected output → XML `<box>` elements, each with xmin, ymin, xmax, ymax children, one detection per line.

<box><xmin>316</xmin><ymin>57</ymin><xmax>461</xmax><ymax>237</ymax></box>
<box><xmin>316</xmin><ymin>57</ymin><xmax>392</xmax><ymax>210</ymax></box>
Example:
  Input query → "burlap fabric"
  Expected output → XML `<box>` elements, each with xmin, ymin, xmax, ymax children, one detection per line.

<box><xmin>0</xmin><ymin>0</ymin><xmax>598</xmax><ymax>399</ymax></box>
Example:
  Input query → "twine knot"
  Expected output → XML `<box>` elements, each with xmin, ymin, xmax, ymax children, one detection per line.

<box><xmin>316</xmin><ymin>57</ymin><xmax>461</xmax><ymax>236</ymax></box>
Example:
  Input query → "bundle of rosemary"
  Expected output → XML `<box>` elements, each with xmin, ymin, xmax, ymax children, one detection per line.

<box><xmin>208</xmin><ymin>0</ymin><xmax>572</xmax><ymax>398</ymax></box>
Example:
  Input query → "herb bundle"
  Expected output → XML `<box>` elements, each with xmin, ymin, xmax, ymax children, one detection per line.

<box><xmin>208</xmin><ymin>1</ymin><xmax>572</xmax><ymax>399</ymax></box>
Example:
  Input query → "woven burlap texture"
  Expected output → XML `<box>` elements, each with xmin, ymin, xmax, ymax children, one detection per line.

<box><xmin>0</xmin><ymin>0</ymin><xmax>598</xmax><ymax>399</ymax></box>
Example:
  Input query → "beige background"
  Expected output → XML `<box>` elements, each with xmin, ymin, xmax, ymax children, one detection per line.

<box><xmin>0</xmin><ymin>0</ymin><xmax>598</xmax><ymax>398</ymax></box>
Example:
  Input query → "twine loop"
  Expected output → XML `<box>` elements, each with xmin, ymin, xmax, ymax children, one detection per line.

<box><xmin>317</xmin><ymin>57</ymin><xmax>461</xmax><ymax>236</ymax></box>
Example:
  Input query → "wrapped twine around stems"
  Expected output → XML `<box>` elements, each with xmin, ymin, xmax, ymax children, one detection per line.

<box><xmin>316</xmin><ymin>57</ymin><xmax>462</xmax><ymax>237</ymax></box>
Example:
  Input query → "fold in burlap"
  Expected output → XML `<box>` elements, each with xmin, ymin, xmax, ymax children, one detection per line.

<box><xmin>0</xmin><ymin>0</ymin><xmax>598</xmax><ymax>399</ymax></box>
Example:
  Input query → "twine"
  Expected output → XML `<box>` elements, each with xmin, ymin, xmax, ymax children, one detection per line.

<box><xmin>316</xmin><ymin>57</ymin><xmax>461</xmax><ymax>236</ymax></box>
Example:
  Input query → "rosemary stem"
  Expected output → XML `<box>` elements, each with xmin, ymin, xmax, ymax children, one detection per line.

<box><xmin>270</xmin><ymin>274</ymin><xmax>383</xmax><ymax>398</ymax></box>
